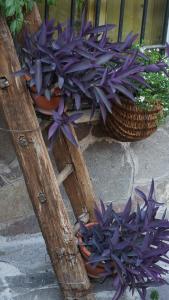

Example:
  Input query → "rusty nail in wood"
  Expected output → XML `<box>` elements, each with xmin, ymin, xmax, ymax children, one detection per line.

<box><xmin>18</xmin><ymin>136</ymin><xmax>28</xmax><ymax>147</ymax></box>
<box><xmin>38</xmin><ymin>192</ymin><xmax>47</xmax><ymax>204</ymax></box>
<box><xmin>0</xmin><ymin>76</ymin><xmax>9</xmax><ymax>89</ymax></box>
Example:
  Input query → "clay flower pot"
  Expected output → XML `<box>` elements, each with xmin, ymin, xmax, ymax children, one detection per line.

<box><xmin>78</xmin><ymin>223</ymin><xmax>115</xmax><ymax>279</ymax></box>
<box><xmin>24</xmin><ymin>75</ymin><xmax>61</xmax><ymax>112</ymax></box>
<box><xmin>31</xmin><ymin>89</ymin><xmax>61</xmax><ymax>111</ymax></box>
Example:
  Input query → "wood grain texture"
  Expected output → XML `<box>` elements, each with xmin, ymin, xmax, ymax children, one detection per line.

<box><xmin>53</xmin><ymin>127</ymin><xmax>96</xmax><ymax>221</ymax></box>
<box><xmin>17</xmin><ymin>2</ymin><xmax>42</xmax><ymax>45</ymax></box>
<box><xmin>0</xmin><ymin>16</ymin><xmax>95</xmax><ymax>300</ymax></box>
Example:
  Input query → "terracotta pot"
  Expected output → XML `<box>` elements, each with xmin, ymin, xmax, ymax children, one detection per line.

<box><xmin>31</xmin><ymin>92</ymin><xmax>60</xmax><ymax>111</ymax></box>
<box><xmin>78</xmin><ymin>223</ymin><xmax>115</xmax><ymax>278</ymax></box>
<box><xmin>24</xmin><ymin>75</ymin><xmax>61</xmax><ymax>111</ymax></box>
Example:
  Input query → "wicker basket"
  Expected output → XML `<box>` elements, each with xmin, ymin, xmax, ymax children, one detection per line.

<box><xmin>105</xmin><ymin>98</ymin><xmax>163</xmax><ymax>142</ymax></box>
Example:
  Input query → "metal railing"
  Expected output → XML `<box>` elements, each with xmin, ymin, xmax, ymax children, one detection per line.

<box><xmin>44</xmin><ymin>0</ymin><xmax>169</xmax><ymax>45</ymax></box>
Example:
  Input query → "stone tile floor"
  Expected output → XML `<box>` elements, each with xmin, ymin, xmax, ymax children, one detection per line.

<box><xmin>0</xmin><ymin>232</ymin><xmax>168</xmax><ymax>300</ymax></box>
<box><xmin>1</xmin><ymin>116</ymin><xmax>169</xmax><ymax>299</ymax></box>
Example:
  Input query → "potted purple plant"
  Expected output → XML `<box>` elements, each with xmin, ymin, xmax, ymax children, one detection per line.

<box><xmin>15</xmin><ymin>12</ymin><xmax>169</xmax><ymax>145</ymax></box>
<box><xmin>77</xmin><ymin>180</ymin><xmax>169</xmax><ymax>300</ymax></box>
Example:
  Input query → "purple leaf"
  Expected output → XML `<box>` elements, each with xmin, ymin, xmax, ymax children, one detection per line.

<box><xmin>81</xmin><ymin>70</ymin><xmax>96</xmax><ymax>82</ymax></box>
<box><xmin>84</xmin><ymin>40</ymin><xmax>107</xmax><ymax>52</ymax></box>
<box><xmin>61</xmin><ymin>124</ymin><xmax>78</xmax><ymax>146</ymax></box>
<box><xmin>58</xmin><ymin>97</ymin><xmax>65</xmax><ymax>115</ymax></box>
<box><xmin>166</xmin><ymin>42</ymin><xmax>169</xmax><ymax>57</ymax></box>
<box><xmin>65</xmin><ymin>60</ymin><xmax>93</xmax><ymax>73</ymax></box>
<box><xmin>58</xmin><ymin>76</ymin><xmax>64</xmax><ymax>89</ymax></box>
<box><xmin>14</xmin><ymin>70</ymin><xmax>26</xmax><ymax>77</ymax></box>
<box><xmin>96</xmin><ymin>53</ymin><xmax>113</xmax><ymax>65</ymax></box>
<box><xmin>121</xmin><ymin>32</ymin><xmax>138</xmax><ymax>50</ymax></box>
<box><xmin>145</xmin><ymin>64</ymin><xmax>161</xmax><ymax>72</ymax></box>
<box><xmin>112</xmin><ymin>286</ymin><xmax>124</xmax><ymax>300</ymax></box>
<box><xmin>76</xmin><ymin>48</ymin><xmax>95</xmax><ymax>60</ymax></box>
<box><xmin>135</xmin><ymin>188</ymin><xmax>148</xmax><ymax>205</ymax></box>
<box><xmin>94</xmin><ymin>86</ymin><xmax>112</xmax><ymax>113</ymax></box>
<box><xmin>90</xmin><ymin>24</ymin><xmax>116</xmax><ymax>34</ymax></box>
<box><xmin>74</xmin><ymin>94</ymin><xmax>81</xmax><ymax>110</ymax></box>
<box><xmin>114</xmin><ymin>84</ymin><xmax>135</xmax><ymax>101</ymax></box>
<box><xmin>35</xmin><ymin>60</ymin><xmax>42</xmax><ymax>94</ymax></box>
<box><xmin>111</xmin><ymin>228</ymin><xmax>119</xmax><ymax>246</ymax></box>
<box><xmin>68</xmin><ymin>112</ymin><xmax>83</xmax><ymax>123</ymax></box>
<box><xmin>38</xmin><ymin>22</ymin><xmax>47</xmax><ymax>46</ymax></box>
<box><xmin>48</xmin><ymin>122</ymin><xmax>59</xmax><ymax>140</ymax></box>
<box><xmin>72</xmin><ymin>78</ymin><xmax>92</xmax><ymax>98</ymax></box>
<box><xmin>100</xmin><ymin>199</ymin><xmax>106</xmax><ymax>214</ymax></box>
<box><xmin>100</xmin><ymin>68</ymin><xmax>108</xmax><ymax>86</ymax></box>
<box><xmin>122</xmin><ymin>197</ymin><xmax>132</xmax><ymax>220</ymax></box>
<box><xmin>99</xmin><ymin>102</ymin><xmax>107</xmax><ymax>123</ymax></box>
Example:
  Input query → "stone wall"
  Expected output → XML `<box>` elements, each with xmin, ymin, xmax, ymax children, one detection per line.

<box><xmin>1</xmin><ymin>111</ymin><xmax>169</xmax><ymax>235</ymax></box>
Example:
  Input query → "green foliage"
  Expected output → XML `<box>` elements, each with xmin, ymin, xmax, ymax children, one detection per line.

<box><xmin>0</xmin><ymin>0</ymin><xmax>34</xmax><ymax>35</ymax></box>
<box><xmin>136</xmin><ymin>48</ymin><xmax>169</xmax><ymax>121</ymax></box>
<box><xmin>0</xmin><ymin>0</ymin><xmax>85</xmax><ymax>35</ymax></box>
<box><xmin>150</xmin><ymin>289</ymin><xmax>159</xmax><ymax>300</ymax></box>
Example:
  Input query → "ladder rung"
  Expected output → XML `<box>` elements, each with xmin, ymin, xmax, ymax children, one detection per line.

<box><xmin>57</xmin><ymin>164</ymin><xmax>74</xmax><ymax>186</ymax></box>
<box><xmin>55</xmin><ymin>137</ymin><xmax>90</xmax><ymax>185</ymax></box>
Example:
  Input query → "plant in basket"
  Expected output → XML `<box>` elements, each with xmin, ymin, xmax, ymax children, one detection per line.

<box><xmin>136</xmin><ymin>48</ymin><xmax>169</xmax><ymax>121</ymax></box>
<box><xmin>15</xmin><ymin>12</ymin><xmax>169</xmax><ymax>145</ymax></box>
<box><xmin>78</xmin><ymin>180</ymin><xmax>169</xmax><ymax>300</ymax></box>
<box><xmin>106</xmin><ymin>47</ymin><xmax>169</xmax><ymax>142</ymax></box>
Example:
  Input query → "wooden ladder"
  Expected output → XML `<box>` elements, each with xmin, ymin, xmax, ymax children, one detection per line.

<box><xmin>0</xmin><ymin>16</ymin><xmax>97</xmax><ymax>300</ymax></box>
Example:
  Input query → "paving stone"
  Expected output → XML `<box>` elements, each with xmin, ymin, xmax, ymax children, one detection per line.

<box><xmin>2</xmin><ymin>166</ymin><xmax>22</xmax><ymax>182</ymax></box>
<box><xmin>131</xmin><ymin>128</ymin><xmax>169</xmax><ymax>183</ymax></box>
<box><xmin>0</xmin><ymin>112</ymin><xmax>16</xmax><ymax>164</ymax></box>
<box><xmin>0</xmin><ymin>233</ymin><xmax>168</xmax><ymax>300</ymax></box>
<box><xmin>0</xmin><ymin>176</ymin><xmax>7</xmax><ymax>188</ymax></box>
<box><xmin>84</xmin><ymin>141</ymin><xmax>133</xmax><ymax>202</ymax></box>
<box><xmin>0</xmin><ymin>180</ymin><xmax>33</xmax><ymax>223</ymax></box>
<box><xmin>0</xmin><ymin>215</ymin><xmax>40</xmax><ymax>236</ymax></box>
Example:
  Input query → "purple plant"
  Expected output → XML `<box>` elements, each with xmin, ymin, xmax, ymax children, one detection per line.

<box><xmin>79</xmin><ymin>180</ymin><xmax>169</xmax><ymax>300</ymax></box>
<box><xmin>15</xmin><ymin>13</ymin><xmax>169</xmax><ymax>144</ymax></box>
<box><xmin>48</xmin><ymin>100</ymin><xmax>82</xmax><ymax>145</ymax></box>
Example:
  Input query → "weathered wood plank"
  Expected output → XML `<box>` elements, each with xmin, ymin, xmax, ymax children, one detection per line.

<box><xmin>0</xmin><ymin>16</ymin><xmax>95</xmax><ymax>300</ymax></box>
<box><xmin>53</xmin><ymin>127</ymin><xmax>96</xmax><ymax>220</ymax></box>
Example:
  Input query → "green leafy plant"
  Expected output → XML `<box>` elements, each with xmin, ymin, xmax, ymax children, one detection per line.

<box><xmin>136</xmin><ymin>48</ymin><xmax>169</xmax><ymax>121</ymax></box>
<box><xmin>0</xmin><ymin>0</ymin><xmax>84</xmax><ymax>35</ymax></box>
<box><xmin>150</xmin><ymin>289</ymin><xmax>159</xmax><ymax>300</ymax></box>
<box><xmin>0</xmin><ymin>0</ymin><xmax>34</xmax><ymax>34</ymax></box>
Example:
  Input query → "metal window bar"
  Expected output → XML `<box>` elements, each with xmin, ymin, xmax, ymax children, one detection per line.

<box><xmin>44</xmin><ymin>0</ymin><xmax>49</xmax><ymax>21</ymax></box>
<box><xmin>162</xmin><ymin>0</ymin><xmax>169</xmax><ymax>44</ymax></box>
<box><xmin>95</xmin><ymin>0</ymin><xmax>101</xmax><ymax>27</ymax></box>
<box><xmin>43</xmin><ymin>0</ymin><xmax>169</xmax><ymax>45</ymax></box>
<box><xmin>118</xmin><ymin>0</ymin><xmax>125</xmax><ymax>42</ymax></box>
<box><xmin>140</xmin><ymin>0</ymin><xmax>149</xmax><ymax>44</ymax></box>
<box><xmin>70</xmin><ymin>0</ymin><xmax>76</xmax><ymax>27</ymax></box>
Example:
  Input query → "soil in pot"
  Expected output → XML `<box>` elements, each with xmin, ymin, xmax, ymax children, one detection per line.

<box><xmin>78</xmin><ymin>223</ymin><xmax>115</xmax><ymax>279</ymax></box>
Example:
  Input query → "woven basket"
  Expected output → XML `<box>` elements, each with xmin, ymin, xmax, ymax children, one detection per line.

<box><xmin>105</xmin><ymin>98</ymin><xmax>163</xmax><ymax>142</ymax></box>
